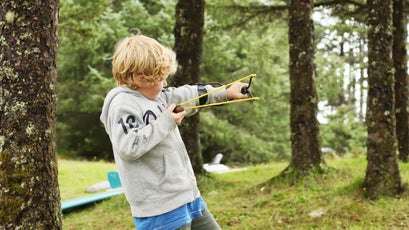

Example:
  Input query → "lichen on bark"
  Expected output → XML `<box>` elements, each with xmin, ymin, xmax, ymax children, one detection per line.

<box><xmin>0</xmin><ymin>0</ymin><xmax>62</xmax><ymax>228</ymax></box>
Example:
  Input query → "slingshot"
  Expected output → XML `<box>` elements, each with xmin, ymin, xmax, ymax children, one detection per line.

<box><xmin>175</xmin><ymin>73</ymin><xmax>259</xmax><ymax>111</ymax></box>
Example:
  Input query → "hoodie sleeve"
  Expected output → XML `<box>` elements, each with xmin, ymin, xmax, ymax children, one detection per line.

<box><xmin>106</xmin><ymin>97</ymin><xmax>177</xmax><ymax>161</ymax></box>
<box><xmin>161</xmin><ymin>84</ymin><xmax>228</xmax><ymax>116</ymax></box>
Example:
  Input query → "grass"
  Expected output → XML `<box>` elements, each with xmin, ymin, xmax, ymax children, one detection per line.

<box><xmin>59</xmin><ymin>159</ymin><xmax>117</xmax><ymax>200</ymax></box>
<box><xmin>60</xmin><ymin>156</ymin><xmax>409</xmax><ymax>229</ymax></box>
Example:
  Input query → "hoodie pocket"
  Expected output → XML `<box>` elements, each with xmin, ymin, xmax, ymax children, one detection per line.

<box><xmin>160</xmin><ymin>151</ymin><xmax>191</xmax><ymax>192</ymax></box>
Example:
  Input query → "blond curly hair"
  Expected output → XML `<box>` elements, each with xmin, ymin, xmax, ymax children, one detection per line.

<box><xmin>112</xmin><ymin>35</ymin><xmax>177</xmax><ymax>89</ymax></box>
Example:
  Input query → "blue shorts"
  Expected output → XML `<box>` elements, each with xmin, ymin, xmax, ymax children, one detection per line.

<box><xmin>134</xmin><ymin>197</ymin><xmax>220</xmax><ymax>230</ymax></box>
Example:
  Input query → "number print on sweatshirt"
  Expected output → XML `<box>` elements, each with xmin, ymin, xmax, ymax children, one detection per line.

<box><xmin>118</xmin><ymin>109</ymin><xmax>159</xmax><ymax>135</ymax></box>
<box><xmin>143</xmin><ymin>110</ymin><xmax>157</xmax><ymax>125</ymax></box>
<box><xmin>118</xmin><ymin>115</ymin><xmax>139</xmax><ymax>134</ymax></box>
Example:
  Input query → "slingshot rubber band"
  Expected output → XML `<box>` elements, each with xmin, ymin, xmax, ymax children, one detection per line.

<box><xmin>177</xmin><ymin>73</ymin><xmax>257</xmax><ymax>108</ymax></box>
<box><xmin>183</xmin><ymin>97</ymin><xmax>260</xmax><ymax>110</ymax></box>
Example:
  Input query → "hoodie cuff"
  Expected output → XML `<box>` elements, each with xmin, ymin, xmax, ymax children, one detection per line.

<box><xmin>160</xmin><ymin>111</ymin><xmax>178</xmax><ymax>129</ymax></box>
<box><xmin>205</xmin><ymin>85</ymin><xmax>228</xmax><ymax>104</ymax></box>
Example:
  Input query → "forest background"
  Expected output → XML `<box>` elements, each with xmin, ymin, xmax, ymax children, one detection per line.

<box><xmin>57</xmin><ymin>0</ymin><xmax>368</xmax><ymax>164</ymax></box>
<box><xmin>2</xmin><ymin>0</ymin><xmax>409</xmax><ymax>228</ymax></box>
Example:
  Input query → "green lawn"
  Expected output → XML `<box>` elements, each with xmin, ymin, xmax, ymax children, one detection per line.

<box><xmin>59</xmin><ymin>159</ymin><xmax>118</xmax><ymax>200</ymax></box>
<box><xmin>60</xmin><ymin>156</ymin><xmax>409</xmax><ymax>229</ymax></box>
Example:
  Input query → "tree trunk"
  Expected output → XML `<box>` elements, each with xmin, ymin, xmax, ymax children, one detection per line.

<box><xmin>393</xmin><ymin>0</ymin><xmax>409</xmax><ymax>162</ymax></box>
<box><xmin>363</xmin><ymin>0</ymin><xmax>403</xmax><ymax>200</ymax></box>
<box><xmin>286</xmin><ymin>0</ymin><xmax>325</xmax><ymax>177</ymax></box>
<box><xmin>0</xmin><ymin>0</ymin><xmax>61</xmax><ymax>228</ymax></box>
<box><xmin>174</xmin><ymin>0</ymin><xmax>205</xmax><ymax>173</ymax></box>
<box><xmin>359</xmin><ymin>38</ymin><xmax>366</xmax><ymax>122</ymax></box>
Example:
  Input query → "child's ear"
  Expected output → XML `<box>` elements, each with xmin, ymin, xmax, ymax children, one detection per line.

<box><xmin>134</xmin><ymin>74</ymin><xmax>145</xmax><ymax>84</ymax></box>
<box><xmin>136</xmin><ymin>74</ymin><xmax>145</xmax><ymax>81</ymax></box>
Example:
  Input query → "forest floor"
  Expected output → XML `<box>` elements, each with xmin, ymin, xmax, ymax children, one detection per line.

<box><xmin>61</xmin><ymin>156</ymin><xmax>409</xmax><ymax>229</ymax></box>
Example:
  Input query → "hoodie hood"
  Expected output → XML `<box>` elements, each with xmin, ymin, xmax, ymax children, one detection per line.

<box><xmin>100</xmin><ymin>86</ymin><xmax>140</xmax><ymax>134</ymax></box>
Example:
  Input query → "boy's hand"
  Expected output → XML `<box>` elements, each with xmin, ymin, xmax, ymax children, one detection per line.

<box><xmin>166</xmin><ymin>104</ymin><xmax>187</xmax><ymax>125</ymax></box>
<box><xmin>227</xmin><ymin>82</ymin><xmax>249</xmax><ymax>100</ymax></box>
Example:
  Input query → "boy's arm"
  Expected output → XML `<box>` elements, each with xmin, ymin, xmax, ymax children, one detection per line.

<box><xmin>162</xmin><ymin>82</ymin><xmax>248</xmax><ymax>116</ymax></box>
<box><xmin>161</xmin><ymin>82</ymin><xmax>248</xmax><ymax>111</ymax></box>
<box><xmin>160</xmin><ymin>85</ymin><xmax>218</xmax><ymax>116</ymax></box>
<box><xmin>108</xmin><ymin>104</ymin><xmax>176</xmax><ymax>161</ymax></box>
<box><xmin>162</xmin><ymin>82</ymin><xmax>248</xmax><ymax>106</ymax></box>
<box><xmin>161</xmin><ymin>84</ymin><xmax>216</xmax><ymax>106</ymax></box>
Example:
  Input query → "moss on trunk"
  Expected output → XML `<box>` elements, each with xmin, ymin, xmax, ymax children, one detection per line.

<box><xmin>288</xmin><ymin>0</ymin><xmax>325</xmax><ymax>173</ymax></box>
<box><xmin>363</xmin><ymin>0</ymin><xmax>403</xmax><ymax>200</ymax></box>
<box><xmin>0</xmin><ymin>0</ymin><xmax>62</xmax><ymax>228</ymax></box>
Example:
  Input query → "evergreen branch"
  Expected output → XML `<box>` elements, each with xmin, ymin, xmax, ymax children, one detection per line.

<box><xmin>315</xmin><ymin>0</ymin><xmax>366</xmax><ymax>8</ymax></box>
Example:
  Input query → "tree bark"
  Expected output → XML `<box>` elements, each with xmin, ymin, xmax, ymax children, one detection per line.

<box><xmin>286</xmin><ymin>0</ymin><xmax>325</xmax><ymax>177</ymax></box>
<box><xmin>363</xmin><ymin>0</ymin><xmax>403</xmax><ymax>200</ymax></box>
<box><xmin>0</xmin><ymin>0</ymin><xmax>62</xmax><ymax>228</ymax></box>
<box><xmin>392</xmin><ymin>0</ymin><xmax>409</xmax><ymax>162</ymax></box>
<box><xmin>174</xmin><ymin>0</ymin><xmax>205</xmax><ymax>173</ymax></box>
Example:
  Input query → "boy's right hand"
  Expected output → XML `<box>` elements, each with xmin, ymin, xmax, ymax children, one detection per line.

<box><xmin>166</xmin><ymin>104</ymin><xmax>187</xmax><ymax>125</ymax></box>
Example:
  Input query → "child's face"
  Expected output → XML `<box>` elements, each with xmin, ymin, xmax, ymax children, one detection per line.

<box><xmin>154</xmin><ymin>78</ymin><xmax>167</xmax><ymax>96</ymax></box>
<box><xmin>139</xmin><ymin>78</ymin><xmax>167</xmax><ymax>100</ymax></box>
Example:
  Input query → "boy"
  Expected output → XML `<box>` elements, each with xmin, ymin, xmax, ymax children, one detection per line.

<box><xmin>100</xmin><ymin>34</ymin><xmax>248</xmax><ymax>230</ymax></box>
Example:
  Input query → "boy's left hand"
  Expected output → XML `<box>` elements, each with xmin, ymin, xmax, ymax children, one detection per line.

<box><xmin>166</xmin><ymin>104</ymin><xmax>187</xmax><ymax>125</ymax></box>
<box><xmin>226</xmin><ymin>82</ymin><xmax>249</xmax><ymax>100</ymax></box>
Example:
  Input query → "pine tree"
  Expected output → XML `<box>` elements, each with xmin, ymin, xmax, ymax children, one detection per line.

<box><xmin>363</xmin><ymin>0</ymin><xmax>403</xmax><ymax>199</ymax></box>
<box><xmin>0</xmin><ymin>0</ymin><xmax>62</xmax><ymax>228</ymax></box>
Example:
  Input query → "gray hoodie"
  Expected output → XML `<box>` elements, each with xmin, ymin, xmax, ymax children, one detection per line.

<box><xmin>100</xmin><ymin>85</ymin><xmax>227</xmax><ymax>217</ymax></box>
